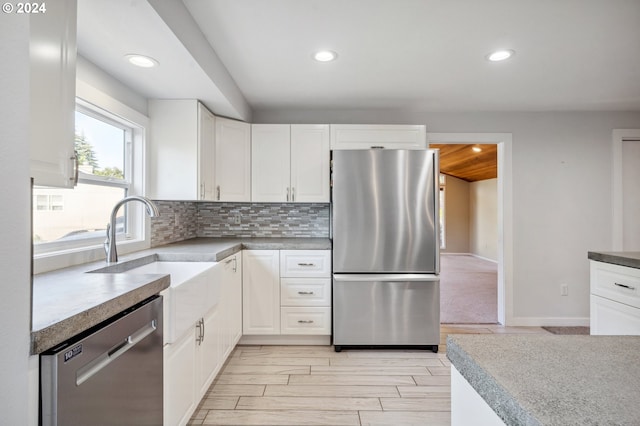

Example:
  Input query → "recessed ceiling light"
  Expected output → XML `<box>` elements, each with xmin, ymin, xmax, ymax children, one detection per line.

<box><xmin>472</xmin><ymin>146</ymin><xmax>482</xmax><ymax>153</ymax></box>
<box><xmin>313</xmin><ymin>50</ymin><xmax>338</xmax><ymax>62</ymax></box>
<box><xmin>125</xmin><ymin>54</ymin><xmax>159</xmax><ymax>68</ymax></box>
<box><xmin>486</xmin><ymin>49</ymin><xmax>515</xmax><ymax>62</ymax></box>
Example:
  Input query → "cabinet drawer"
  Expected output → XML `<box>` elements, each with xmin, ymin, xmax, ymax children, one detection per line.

<box><xmin>280</xmin><ymin>250</ymin><xmax>331</xmax><ymax>277</ymax></box>
<box><xmin>281</xmin><ymin>278</ymin><xmax>331</xmax><ymax>306</ymax></box>
<box><xmin>280</xmin><ymin>307</ymin><xmax>331</xmax><ymax>335</ymax></box>
<box><xmin>590</xmin><ymin>295</ymin><xmax>640</xmax><ymax>335</ymax></box>
<box><xmin>590</xmin><ymin>261</ymin><xmax>640</xmax><ymax>309</ymax></box>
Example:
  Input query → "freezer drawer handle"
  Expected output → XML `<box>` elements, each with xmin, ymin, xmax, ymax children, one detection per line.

<box><xmin>297</xmin><ymin>263</ymin><xmax>316</xmax><ymax>267</ymax></box>
<box><xmin>76</xmin><ymin>319</ymin><xmax>157</xmax><ymax>386</ymax></box>
<box><xmin>298</xmin><ymin>291</ymin><xmax>314</xmax><ymax>295</ymax></box>
<box><xmin>615</xmin><ymin>282</ymin><xmax>636</xmax><ymax>290</ymax></box>
<box><xmin>297</xmin><ymin>320</ymin><xmax>314</xmax><ymax>324</ymax></box>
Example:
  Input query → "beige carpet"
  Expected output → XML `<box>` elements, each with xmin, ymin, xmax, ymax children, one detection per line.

<box><xmin>440</xmin><ymin>254</ymin><xmax>498</xmax><ymax>324</ymax></box>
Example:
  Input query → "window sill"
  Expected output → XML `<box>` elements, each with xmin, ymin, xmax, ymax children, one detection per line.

<box><xmin>33</xmin><ymin>239</ymin><xmax>150</xmax><ymax>275</ymax></box>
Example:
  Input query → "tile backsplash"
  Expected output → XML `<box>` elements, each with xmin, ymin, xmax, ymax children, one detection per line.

<box><xmin>150</xmin><ymin>201</ymin><xmax>198</xmax><ymax>247</ymax></box>
<box><xmin>151</xmin><ymin>201</ymin><xmax>330</xmax><ymax>247</ymax></box>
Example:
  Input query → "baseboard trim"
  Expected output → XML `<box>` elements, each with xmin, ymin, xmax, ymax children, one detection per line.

<box><xmin>239</xmin><ymin>335</ymin><xmax>331</xmax><ymax>346</ymax></box>
<box><xmin>507</xmin><ymin>317</ymin><xmax>590</xmax><ymax>327</ymax></box>
<box><xmin>441</xmin><ymin>252</ymin><xmax>498</xmax><ymax>264</ymax></box>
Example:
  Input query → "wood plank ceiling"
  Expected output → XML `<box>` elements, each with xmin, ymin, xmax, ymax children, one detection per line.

<box><xmin>429</xmin><ymin>144</ymin><xmax>497</xmax><ymax>182</ymax></box>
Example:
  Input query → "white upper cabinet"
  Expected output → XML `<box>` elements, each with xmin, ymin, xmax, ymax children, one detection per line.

<box><xmin>148</xmin><ymin>100</ymin><xmax>215</xmax><ymax>200</ymax></box>
<box><xmin>330</xmin><ymin>124</ymin><xmax>427</xmax><ymax>150</ymax></box>
<box><xmin>252</xmin><ymin>124</ymin><xmax>330</xmax><ymax>202</ymax></box>
<box><xmin>291</xmin><ymin>125</ymin><xmax>331</xmax><ymax>202</ymax></box>
<box><xmin>198</xmin><ymin>105</ymin><xmax>216</xmax><ymax>200</ymax></box>
<box><xmin>214</xmin><ymin>117</ymin><xmax>251</xmax><ymax>202</ymax></box>
<box><xmin>251</xmin><ymin>124</ymin><xmax>290</xmax><ymax>202</ymax></box>
<box><xmin>30</xmin><ymin>0</ymin><xmax>78</xmax><ymax>188</ymax></box>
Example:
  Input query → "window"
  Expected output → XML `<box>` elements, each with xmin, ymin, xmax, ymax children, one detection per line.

<box><xmin>33</xmin><ymin>101</ymin><xmax>144</xmax><ymax>256</ymax></box>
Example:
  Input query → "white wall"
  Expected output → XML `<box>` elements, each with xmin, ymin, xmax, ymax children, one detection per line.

<box><xmin>76</xmin><ymin>55</ymin><xmax>148</xmax><ymax>116</ymax></box>
<box><xmin>254</xmin><ymin>108</ymin><xmax>640</xmax><ymax>325</ymax></box>
<box><xmin>0</xmin><ymin>16</ymin><xmax>33</xmax><ymax>423</ymax></box>
<box><xmin>470</xmin><ymin>178</ymin><xmax>498</xmax><ymax>261</ymax></box>
<box><xmin>441</xmin><ymin>175</ymin><xmax>470</xmax><ymax>253</ymax></box>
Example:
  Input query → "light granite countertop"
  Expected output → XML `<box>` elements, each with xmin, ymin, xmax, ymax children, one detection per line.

<box><xmin>588</xmin><ymin>251</ymin><xmax>640</xmax><ymax>270</ymax></box>
<box><xmin>32</xmin><ymin>237</ymin><xmax>331</xmax><ymax>354</ymax></box>
<box><xmin>447</xmin><ymin>334</ymin><xmax>640</xmax><ymax>426</ymax></box>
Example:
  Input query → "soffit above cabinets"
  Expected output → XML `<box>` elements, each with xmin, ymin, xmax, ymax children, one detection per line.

<box><xmin>430</xmin><ymin>144</ymin><xmax>497</xmax><ymax>182</ymax></box>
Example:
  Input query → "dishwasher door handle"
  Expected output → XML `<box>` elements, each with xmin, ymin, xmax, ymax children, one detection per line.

<box><xmin>76</xmin><ymin>319</ymin><xmax>157</xmax><ymax>386</ymax></box>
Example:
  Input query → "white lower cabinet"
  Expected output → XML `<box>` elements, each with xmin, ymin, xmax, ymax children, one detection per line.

<box><xmin>590</xmin><ymin>260</ymin><xmax>640</xmax><ymax>335</ymax></box>
<box><xmin>164</xmin><ymin>254</ymin><xmax>242</xmax><ymax>426</ymax></box>
<box><xmin>196</xmin><ymin>306</ymin><xmax>222</xmax><ymax>397</ymax></box>
<box><xmin>243</xmin><ymin>250</ymin><xmax>332</xmax><ymax>338</ymax></box>
<box><xmin>164</xmin><ymin>328</ymin><xmax>197</xmax><ymax>426</ymax></box>
<box><xmin>243</xmin><ymin>250</ymin><xmax>281</xmax><ymax>335</ymax></box>
<box><xmin>221</xmin><ymin>253</ymin><xmax>243</xmax><ymax>357</ymax></box>
<box><xmin>280</xmin><ymin>307</ymin><xmax>331</xmax><ymax>334</ymax></box>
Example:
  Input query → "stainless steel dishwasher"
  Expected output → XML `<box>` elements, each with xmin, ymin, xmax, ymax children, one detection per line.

<box><xmin>40</xmin><ymin>295</ymin><xmax>163</xmax><ymax>426</ymax></box>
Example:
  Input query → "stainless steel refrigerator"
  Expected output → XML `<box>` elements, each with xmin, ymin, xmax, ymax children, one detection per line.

<box><xmin>332</xmin><ymin>149</ymin><xmax>440</xmax><ymax>352</ymax></box>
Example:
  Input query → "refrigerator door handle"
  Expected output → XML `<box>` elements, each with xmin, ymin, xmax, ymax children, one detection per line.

<box><xmin>333</xmin><ymin>274</ymin><xmax>439</xmax><ymax>282</ymax></box>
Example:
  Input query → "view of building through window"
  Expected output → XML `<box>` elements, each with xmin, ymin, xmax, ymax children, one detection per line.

<box><xmin>33</xmin><ymin>109</ymin><xmax>131</xmax><ymax>248</ymax></box>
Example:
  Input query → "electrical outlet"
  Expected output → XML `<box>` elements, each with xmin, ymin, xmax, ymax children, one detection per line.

<box><xmin>233</xmin><ymin>214</ymin><xmax>241</xmax><ymax>224</ymax></box>
<box><xmin>560</xmin><ymin>283</ymin><xmax>568</xmax><ymax>296</ymax></box>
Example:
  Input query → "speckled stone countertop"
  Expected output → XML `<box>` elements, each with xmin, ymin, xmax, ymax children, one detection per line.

<box><xmin>588</xmin><ymin>251</ymin><xmax>640</xmax><ymax>269</ymax></box>
<box><xmin>447</xmin><ymin>334</ymin><xmax>640</xmax><ymax>426</ymax></box>
<box><xmin>32</xmin><ymin>237</ymin><xmax>331</xmax><ymax>354</ymax></box>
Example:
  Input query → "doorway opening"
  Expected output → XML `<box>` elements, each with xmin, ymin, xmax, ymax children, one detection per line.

<box><xmin>429</xmin><ymin>133</ymin><xmax>512</xmax><ymax>325</ymax></box>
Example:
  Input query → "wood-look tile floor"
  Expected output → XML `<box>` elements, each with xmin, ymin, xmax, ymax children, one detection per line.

<box><xmin>189</xmin><ymin>325</ymin><xmax>550</xmax><ymax>426</ymax></box>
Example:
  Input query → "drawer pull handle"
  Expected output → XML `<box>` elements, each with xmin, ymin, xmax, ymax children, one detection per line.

<box><xmin>615</xmin><ymin>282</ymin><xmax>636</xmax><ymax>290</ymax></box>
<box><xmin>298</xmin><ymin>263</ymin><xmax>316</xmax><ymax>267</ymax></box>
<box><xmin>298</xmin><ymin>320</ymin><xmax>314</xmax><ymax>324</ymax></box>
<box><xmin>298</xmin><ymin>291</ymin><xmax>315</xmax><ymax>295</ymax></box>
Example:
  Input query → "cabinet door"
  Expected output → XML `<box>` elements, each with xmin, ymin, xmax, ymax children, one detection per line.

<box><xmin>251</xmin><ymin>124</ymin><xmax>291</xmax><ymax>202</ymax></box>
<box><xmin>243</xmin><ymin>250</ymin><xmax>280</xmax><ymax>334</ymax></box>
<box><xmin>164</xmin><ymin>330</ymin><xmax>197</xmax><ymax>426</ymax></box>
<box><xmin>196</xmin><ymin>307</ymin><xmax>222</xmax><ymax>398</ymax></box>
<box><xmin>215</xmin><ymin>117</ymin><xmax>251</xmax><ymax>201</ymax></box>
<box><xmin>330</xmin><ymin>124</ymin><xmax>427</xmax><ymax>150</ymax></box>
<box><xmin>198</xmin><ymin>103</ymin><xmax>216</xmax><ymax>200</ymax></box>
<box><xmin>29</xmin><ymin>0</ymin><xmax>77</xmax><ymax>188</ymax></box>
<box><xmin>291</xmin><ymin>125</ymin><xmax>330</xmax><ymax>202</ymax></box>
<box><xmin>148</xmin><ymin>100</ymin><xmax>199</xmax><ymax>200</ymax></box>
<box><xmin>228</xmin><ymin>254</ymin><xmax>243</xmax><ymax>346</ymax></box>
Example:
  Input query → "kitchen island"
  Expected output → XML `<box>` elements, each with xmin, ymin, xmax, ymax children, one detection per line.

<box><xmin>447</xmin><ymin>334</ymin><xmax>640</xmax><ymax>425</ymax></box>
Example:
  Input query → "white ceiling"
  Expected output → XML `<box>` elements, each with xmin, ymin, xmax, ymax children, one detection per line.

<box><xmin>78</xmin><ymin>0</ymin><xmax>640</xmax><ymax>121</ymax></box>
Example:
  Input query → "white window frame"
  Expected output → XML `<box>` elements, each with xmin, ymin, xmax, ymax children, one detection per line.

<box><xmin>33</xmin><ymin>83</ymin><xmax>151</xmax><ymax>274</ymax></box>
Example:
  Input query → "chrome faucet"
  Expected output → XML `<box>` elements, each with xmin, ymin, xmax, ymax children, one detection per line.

<box><xmin>104</xmin><ymin>196</ymin><xmax>159</xmax><ymax>264</ymax></box>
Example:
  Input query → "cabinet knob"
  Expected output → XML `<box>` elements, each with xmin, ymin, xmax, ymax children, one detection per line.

<box><xmin>297</xmin><ymin>320</ymin><xmax>314</xmax><ymax>324</ymax></box>
<box><xmin>297</xmin><ymin>263</ymin><xmax>316</xmax><ymax>267</ymax></box>
<box><xmin>298</xmin><ymin>291</ymin><xmax>315</xmax><ymax>295</ymax></box>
